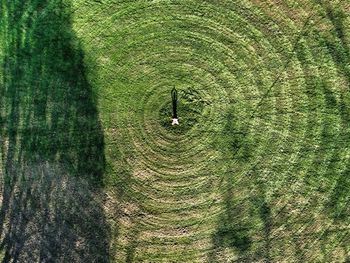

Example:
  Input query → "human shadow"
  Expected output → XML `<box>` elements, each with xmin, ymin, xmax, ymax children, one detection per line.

<box><xmin>0</xmin><ymin>1</ymin><xmax>109</xmax><ymax>262</ymax></box>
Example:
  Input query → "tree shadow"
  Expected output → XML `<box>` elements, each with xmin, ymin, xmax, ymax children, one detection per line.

<box><xmin>208</xmin><ymin>109</ymin><xmax>273</xmax><ymax>262</ymax></box>
<box><xmin>291</xmin><ymin>3</ymin><xmax>350</xmax><ymax>260</ymax></box>
<box><xmin>207</xmin><ymin>110</ymin><xmax>250</xmax><ymax>262</ymax></box>
<box><xmin>0</xmin><ymin>1</ymin><xmax>109</xmax><ymax>262</ymax></box>
<box><xmin>317</xmin><ymin>1</ymin><xmax>350</xmax><ymax>224</ymax></box>
<box><xmin>125</xmin><ymin>225</ymin><xmax>141</xmax><ymax>263</ymax></box>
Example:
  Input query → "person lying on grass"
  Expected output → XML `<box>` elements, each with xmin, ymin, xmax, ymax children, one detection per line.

<box><xmin>171</xmin><ymin>87</ymin><xmax>179</xmax><ymax>125</ymax></box>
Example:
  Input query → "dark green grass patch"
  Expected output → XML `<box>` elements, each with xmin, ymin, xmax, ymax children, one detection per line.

<box><xmin>0</xmin><ymin>1</ymin><xmax>109</xmax><ymax>262</ymax></box>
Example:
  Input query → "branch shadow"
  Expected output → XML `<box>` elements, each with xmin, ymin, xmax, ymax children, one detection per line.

<box><xmin>208</xmin><ymin>109</ymin><xmax>273</xmax><ymax>262</ymax></box>
<box><xmin>317</xmin><ymin>0</ymin><xmax>350</xmax><ymax>225</ymax></box>
<box><xmin>0</xmin><ymin>1</ymin><xmax>110</xmax><ymax>262</ymax></box>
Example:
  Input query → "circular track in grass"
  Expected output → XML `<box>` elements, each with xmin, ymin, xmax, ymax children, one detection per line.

<box><xmin>74</xmin><ymin>1</ymin><xmax>350</xmax><ymax>262</ymax></box>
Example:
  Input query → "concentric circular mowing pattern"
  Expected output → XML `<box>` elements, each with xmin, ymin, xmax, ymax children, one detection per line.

<box><xmin>73</xmin><ymin>0</ymin><xmax>350</xmax><ymax>262</ymax></box>
<box><xmin>159</xmin><ymin>87</ymin><xmax>206</xmax><ymax>135</ymax></box>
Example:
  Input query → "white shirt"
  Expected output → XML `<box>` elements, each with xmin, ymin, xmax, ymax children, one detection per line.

<box><xmin>172</xmin><ymin>118</ymin><xmax>179</xmax><ymax>125</ymax></box>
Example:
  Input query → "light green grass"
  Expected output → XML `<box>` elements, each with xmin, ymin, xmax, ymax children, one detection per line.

<box><xmin>1</xmin><ymin>0</ymin><xmax>350</xmax><ymax>262</ymax></box>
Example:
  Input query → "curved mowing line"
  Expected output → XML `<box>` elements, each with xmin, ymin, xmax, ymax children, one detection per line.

<box><xmin>70</xmin><ymin>0</ymin><xmax>350</xmax><ymax>262</ymax></box>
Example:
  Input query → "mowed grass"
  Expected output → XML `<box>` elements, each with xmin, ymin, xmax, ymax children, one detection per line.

<box><xmin>1</xmin><ymin>0</ymin><xmax>350</xmax><ymax>262</ymax></box>
<box><xmin>0</xmin><ymin>1</ymin><xmax>109</xmax><ymax>262</ymax></box>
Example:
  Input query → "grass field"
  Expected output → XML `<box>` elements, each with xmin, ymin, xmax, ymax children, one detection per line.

<box><xmin>0</xmin><ymin>0</ymin><xmax>350</xmax><ymax>262</ymax></box>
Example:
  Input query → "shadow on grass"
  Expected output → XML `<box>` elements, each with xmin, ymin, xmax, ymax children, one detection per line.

<box><xmin>208</xmin><ymin>109</ymin><xmax>273</xmax><ymax>262</ymax></box>
<box><xmin>0</xmin><ymin>1</ymin><xmax>109</xmax><ymax>262</ymax></box>
<box><xmin>159</xmin><ymin>87</ymin><xmax>206</xmax><ymax>135</ymax></box>
<box><xmin>207</xmin><ymin>110</ymin><xmax>250</xmax><ymax>262</ymax></box>
<box><xmin>318</xmin><ymin>1</ymin><xmax>350</xmax><ymax>223</ymax></box>
<box><xmin>290</xmin><ymin>3</ymin><xmax>350</xmax><ymax>260</ymax></box>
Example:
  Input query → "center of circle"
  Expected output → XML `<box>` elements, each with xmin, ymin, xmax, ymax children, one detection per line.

<box><xmin>158</xmin><ymin>87</ymin><xmax>205</xmax><ymax>135</ymax></box>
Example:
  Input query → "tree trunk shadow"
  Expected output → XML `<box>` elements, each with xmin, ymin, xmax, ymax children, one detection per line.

<box><xmin>0</xmin><ymin>1</ymin><xmax>110</xmax><ymax>262</ymax></box>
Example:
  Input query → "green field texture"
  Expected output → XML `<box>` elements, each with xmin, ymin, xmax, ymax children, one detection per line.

<box><xmin>1</xmin><ymin>0</ymin><xmax>350</xmax><ymax>262</ymax></box>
